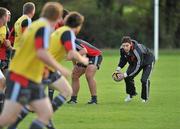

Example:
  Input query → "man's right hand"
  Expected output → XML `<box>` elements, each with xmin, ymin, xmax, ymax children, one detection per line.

<box><xmin>4</xmin><ymin>40</ymin><xmax>12</xmax><ymax>48</ymax></box>
<box><xmin>80</xmin><ymin>56</ymin><xmax>89</xmax><ymax>66</ymax></box>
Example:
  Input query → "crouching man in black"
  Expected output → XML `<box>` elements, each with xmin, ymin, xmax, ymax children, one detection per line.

<box><xmin>114</xmin><ymin>36</ymin><xmax>155</xmax><ymax>103</ymax></box>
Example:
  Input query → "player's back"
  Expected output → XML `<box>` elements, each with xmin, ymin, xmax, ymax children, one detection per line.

<box><xmin>9</xmin><ymin>18</ymin><xmax>51</xmax><ymax>83</ymax></box>
<box><xmin>75</xmin><ymin>39</ymin><xmax>101</xmax><ymax>56</ymax></box>
<box><xmin>14</xmin><ymin>15</ymin><xmax>31</xmax><ymax>50</ymax></box>
<box><xmin>49</xmin><ymin>26</ymin><xmax>74</xmax><ymax>62</ymax></box>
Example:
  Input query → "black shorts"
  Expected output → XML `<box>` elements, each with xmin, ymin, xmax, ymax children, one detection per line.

<box><xmin>42</xmin><ymin>71</ymin><xmax>61</xmax><ymax>85</ymax></box>
<box><xmin>5</xmin><ymin>72</ymin><xmax>46</xmax><ymax>105</ymax></box>
<box><xmin>77</xmin><ymin>55</ymin><xmax>103</xmax><ymax>69</ymax></box>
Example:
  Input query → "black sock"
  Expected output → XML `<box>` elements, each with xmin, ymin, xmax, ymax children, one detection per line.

<box><xmin>7</xmin><ymin>106</ymin><xmax>30</xmax><ymax>129</ymax></box>
<box><xmin>91</xmin><ymin>96</ymin><xmax>97</xmax><ymax>101</ymax></box>
<box><xmin>29</xmin><ymin>120</ymin><xmax>45</xmax><ymax>129</ymax></box>
<box><xmin>48</xmin><ymin>88</ymin><xmax>54</xmax><ymax>102</ymax></box>
<box><xmin>52</xmin><ymin>95</ymin><xmax>66</xmax><ymax>112</ymax></box>
<box><xmin>0</xmin><ymin>92</ymin><xmax>5</xmax><ymax>113</ymax></box>
<box><xmin>71</xmin><ymin>96</ymin><xmax>77</xmax><ymax>101</ymax></box>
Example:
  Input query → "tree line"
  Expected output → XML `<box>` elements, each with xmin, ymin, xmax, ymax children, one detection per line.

<box><xmin>0</xmin><ymin>0</ymin><xmax>179</xmax><ymax>48</ymax></box>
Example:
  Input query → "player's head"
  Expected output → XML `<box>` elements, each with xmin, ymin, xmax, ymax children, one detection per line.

<box><xmin>64</xmin><ymin>11</ymin><xmax>84</xmax><ymax>35</ymax></box>
<box><xmin>0</xmin><ymin>7</ymin><xmax>8</xmax><ymax>26</ymax></box>
<box><xmin>23</xmin><ymin>2</ymin><xmax>35</xmax><ymax>18</ymax></box>
<box><xmin>121</xmin><ymin>36</ymin><xmax>133</xmax><ymax>53</ymax></box>
<box><xmin>41</xmin><ymin>2</ymin><xmax>63</xmax><ymax>27</ymax></box>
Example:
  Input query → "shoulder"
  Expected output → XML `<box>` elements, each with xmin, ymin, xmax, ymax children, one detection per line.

<box><xmin>0</xmin><ymin>26</ymin><xmax>7</xmax><ymax>33</ymax></box>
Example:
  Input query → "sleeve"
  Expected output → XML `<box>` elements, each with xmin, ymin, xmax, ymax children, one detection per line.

<box><xmin>21</xmin><ymin>18</ymin><xmax>31</xmax><ymax>32</ymax></box>
<box><xmin>61</xmin><ymin>30</ymin><xmax>76</xmax><ymax>52</ymax></box>
<box><xmin>75</xmin><ymin>39</ymin><xmax>84</xmax><ymax>51</ymax></box>
<box><xmin>117</xmin><ymin>48</ymin><xmax>127</xmax><ymax>69</ymax></box>
<box><xmin>127</xmin><ymin>49</ymin><xmax>142</xmax><ymax>77</ymax></box>
<box><xmin>35</xmin><ymin>27</ymin><xmax>51</xmax><ymax>50</ymax></box>
<box><xmin>0</xmin><ymin>26</ymin><xmax>6</xmax><ymax>45</ymax></box>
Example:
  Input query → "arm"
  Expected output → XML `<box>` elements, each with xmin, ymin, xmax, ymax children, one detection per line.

<box><xmin>21</xmin><ymin>18</ymin><xmax>31</xmax><ymax>33</ymax></box>
<box><xmin>36</xmin><ymin>49</ymin><xmax>70</xmax><ymax>78</ymax></box>
<box><xmin>66</xmin><ymin>50</ymin><xmax>88</xmax><ymax>65</ymax></box>
<box><xmin>78</xmin><ymin>48</ymin><xmax>87</xmax><ymax>55</ymax></box>
<box><xmin>4</xmin><ymin>39</ymin><xmax>13</xmax><ymax>49</ymax></box>
<box><xmin>35</xmin><ymin>27</ymin><xmax>70</xmax><ymax>78</ymax></box>
<box><xmin>8</xmin><ymin>27</ymin><xmax>15</xmax><ymax>46</ymax></box>
<box><xmin>61</xmin><ymin>31</ymin><xmax>88</xmax><ymax>65</ymax></box>
<box><xmin>116</xmin><ymin>48</ymin><xmax>127</xmax><ymax>72</ymax></box>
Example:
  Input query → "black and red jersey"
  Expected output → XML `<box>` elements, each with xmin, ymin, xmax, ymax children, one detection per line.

<box><xmin>75</xmin><ymin>38</ymin><xmax>101</xmax><ymax>56</ymax></box>
<box><xmin>118</xmin><ymin>40</ymin><xmax>155</xmax><ymax>77</ymax></box>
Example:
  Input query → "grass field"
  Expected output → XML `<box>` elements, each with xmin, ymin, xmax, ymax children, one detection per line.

<box><xmin>19</xmin><ymin>49</ymin><xmax>180</xmax><ymax>129</ymax></box>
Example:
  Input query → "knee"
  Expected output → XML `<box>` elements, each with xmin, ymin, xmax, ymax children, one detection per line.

<box><xmin>60</xmin><ymin>84</ymin><xmax>72</xmax><ymax>99</ymax></box>
<box><xmin>141</xmin><ymin>78</ymin><xmax>147</xmax><ymax>84</ymax></box>
<box><xmin>85</xmin><ymin>73</ymin><xmax>94</xmax><ymax>81</ymax></box>
<box><xmin>0</xmin><ymin>115</ymin><xmax>17</xmax><ymax>126</ymax></box>
<box><xmin>64</xmin><ymin>86</ymin><xmax>72</xmax><ymax>98</ymax></box>
<box><xmin>8</xmin><ymin>116</ymin><xmax>18</xmax><ymax>125</ymax></box>
<box><xmin>72</xmin><ymin>73</ymin><xmax>80</xmax><ymax>81</ymax></box>
<box><xmin>38</xmin><ymin>110</ymin><xmax>53</xmax><ymax>124</ymax></box>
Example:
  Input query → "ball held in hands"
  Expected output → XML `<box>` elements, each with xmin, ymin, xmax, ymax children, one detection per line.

<box><xmin>112</xmin><ymin>72</ymin><xmax>124</xmax><ymax>82</ymax></box>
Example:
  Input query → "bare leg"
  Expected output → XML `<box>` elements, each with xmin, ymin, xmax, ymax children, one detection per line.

<box><xmin>71</xmin><ymin>65</ymin><xmax>85</xmax><ymax>96</ymax></box>
<box><xmin>85</xmin><ymin>65</ymin><xmax>97</xmax><ymax>96</ymax></box>
<box><xmin>0</xmin><ymin>100</ymin><xmax>22</xmax><ymax>127</ymax></box>
<box><xmin>30</xmin><ymin>97</ymin><xmax>53</xmax><ymax>125</ymax></box>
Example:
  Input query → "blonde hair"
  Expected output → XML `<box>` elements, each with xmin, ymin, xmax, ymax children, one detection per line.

<box><xmin>41</xmin><ymin>2</ymin><xmax>63</xmax><ymax>22</ymax></box>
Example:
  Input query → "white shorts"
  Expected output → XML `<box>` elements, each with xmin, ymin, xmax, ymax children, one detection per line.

<box><xmin>0</xmin><ymin>70</ymin><xmax>5</xmax><ymax>79</ymax></box>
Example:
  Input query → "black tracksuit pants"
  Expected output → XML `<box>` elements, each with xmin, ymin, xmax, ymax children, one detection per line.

<box><xmin>124</xmin><ymin>62</ymin><xmax>154</xmax><ymax>100</ymax></box>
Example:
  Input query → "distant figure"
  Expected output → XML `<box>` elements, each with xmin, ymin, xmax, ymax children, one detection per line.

<box><xmin>113</xmin><ymin>36</ymin><xmax>155</xmax><ymax>103</ymax></box>
<box><xmin>13</xmin><ymin>2</ymin><xmax>35</xmax><ymax>55</ymax></box>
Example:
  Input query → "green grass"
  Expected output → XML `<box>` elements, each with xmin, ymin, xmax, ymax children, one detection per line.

<box><xmin>19</xmin><ymin>49</ymin><xmax>180</xmax><ymax>129</ymax></box>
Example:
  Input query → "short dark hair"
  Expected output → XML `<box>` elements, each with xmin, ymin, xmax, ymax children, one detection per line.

<box><xmin>63</xmin><ymin>9</ymin><xmax>69</xmax><ymax>19</ymax></box>
<box><xmin>41</xmin><ymin>2</ymin><xmax>63</xmax><ymax>22</ymax></box>
<box><xmin>0</xmin><ymin>7</ymin><xmax>7</xmax><ymax>18</ymax></box>
<box><xmin>23</xmin><ymin>2</ymin><xmax>35</xmax><ymax>14</ymax></box>
<box><xmin>64</xmin><ymin>12</ymin><xmax>84</xmax><ymax>28</ymax></box>
<box><xmin>121</xmin><ymin>36</ymin><xmax>132</xmax><ymax>44</ymax></box>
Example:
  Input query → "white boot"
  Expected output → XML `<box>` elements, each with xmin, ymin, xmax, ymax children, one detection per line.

<box><xmin>124</xmin><ymin>95</ymin><xmax>132</xmax><ymax>102</ymax></box>
<box><xmin>141</xmin><ymin>99</ymin><xmax>148</xmax><ymax>103</ymax></box>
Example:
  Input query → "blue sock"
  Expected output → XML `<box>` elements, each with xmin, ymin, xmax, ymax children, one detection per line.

<box><xmin>52</xmin><ymin>95</ymin><xmax>66</xmax><ymax>112</ymax></box>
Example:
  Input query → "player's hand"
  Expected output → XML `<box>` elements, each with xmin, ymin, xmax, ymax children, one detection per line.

<box><xmin>4</xmin><ymin>40</ymin><xmax>11</xmax><ymax>48</ymax></box>
<box><xmin>81</xmin><ymin>56</ymin><xmax>89</xmax><ymax>66</ymax></box>
<box><xmin>112</xmin><ymin>71</ymin><xmax>124</xmax><ymax>82</ymax></box>
<box><xmin>117</xmin><ymin>73</ymin><xmax>124</xmax><ymax>80</ymax></box>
